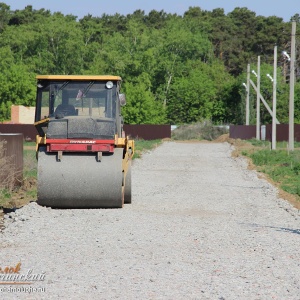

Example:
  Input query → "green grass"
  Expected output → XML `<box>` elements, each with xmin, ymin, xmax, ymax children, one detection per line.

<box><xmin>0</xmin><ymin>143</ymin><xmax>37</xmax><ymax>208</ymax></box>
<box><xmin>247</xmin><ymin>139</ymin><xmax>271</xmax><ymax>147</ymax></box>
<box><xmin>244</xmin><ymin>145</ymin><xmax>300</xmax><ymax>197</ymax></box>
<box><xmin>24</xmin><ymin>141</ymin><xmax>36</xmax><ymax>147</ymax></box>
<box><xmin>25</xmin><ymin>189</ymin><xmax>37</xmax><ymax>199</ymax></box>
<box><xmin>247</xmin><ymin>138</ymin><xmax>300</xmax><ymax>149</ymax></box>
<box><xmin>0</xmin><ymin>189</ymin><xmax>12</xmax><ymax>205</ymax></box>
<box><xmin>133</xmin><ymin>139</ymin><xmax>162</xmax><ymax>159</ymax></box>
<box><xmin>23</xmin><ymin>149</ymin><xmax>37</xmax><ymax>178</ymax></box>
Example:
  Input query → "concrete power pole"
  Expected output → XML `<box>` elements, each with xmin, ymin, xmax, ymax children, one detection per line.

<box><xmin>256</xmin><ymin>56</ymin><xmax>261</xmax><ymax>140</ymax></box>
<box><xmin>289</xmin><ymin>21</ymin><xmax>296</xmax><ymax>151</ymax></box>
<box><xmin>246</xmin><ymin>64</ymin><xmax>250</xmax><ymax>125</ymax></box>
<box><xmin>272</xmin><ymin>46</ymin><xmax>277</xmax><ymax>150</ymax></box>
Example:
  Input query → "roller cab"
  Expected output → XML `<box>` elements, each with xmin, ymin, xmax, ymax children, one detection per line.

<box><xmin>34</xmin><ymin>75</ymin><xmax>134</xmax><ymax>208</ymax></box>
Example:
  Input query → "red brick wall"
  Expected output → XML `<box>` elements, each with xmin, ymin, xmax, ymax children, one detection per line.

<box><xmin>11</xmin><ymin>106</ymin><xmax>20</xmax><ymax>123</ymax></box>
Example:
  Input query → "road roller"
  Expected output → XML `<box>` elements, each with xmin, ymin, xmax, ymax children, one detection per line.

<box><xmin>34</xmin><ymin>75</ymin><xmax>134</xmax><ymax>208</ymax></box>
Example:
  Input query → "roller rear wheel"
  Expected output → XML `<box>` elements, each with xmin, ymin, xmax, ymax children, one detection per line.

<box><xmin>124</xmin><ymin>161</ymin><xmax>132</xmax><ymax>204</ymax></box>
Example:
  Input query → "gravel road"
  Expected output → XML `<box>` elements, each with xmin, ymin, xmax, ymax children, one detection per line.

<box><xmin>0</xmin><ymin>141</ymin><xmax>299</xmax><ymax>300</ymax></box>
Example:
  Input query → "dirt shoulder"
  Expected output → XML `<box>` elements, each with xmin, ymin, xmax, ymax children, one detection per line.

<box><xmin>219</xmin><ymin>134</ymin><xmax>300</xmax><ymax>210</ymax></box>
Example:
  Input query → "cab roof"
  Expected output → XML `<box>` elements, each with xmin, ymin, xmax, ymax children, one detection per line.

<box><xmin>36</xmin><ymin>75</ymin><xmax>122</xmax><ymax>81</ymax></box>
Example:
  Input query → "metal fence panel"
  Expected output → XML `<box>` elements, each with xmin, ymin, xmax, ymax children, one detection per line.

<box><xmin>0</xmin><ymin>124</ymin><xmax>171</xmax><ymax>141</ymax></box>
<box><xmin>229</xmin><ymin>125</ymin><xmax>256</xmax><ymax>140</ymax></box>
<box><xmin>230</xmin><ymin>124</ymin><xmax>300</xmax><ymax>142</ymax></box>
<box><xmin>0</xmin><ymin>133</ymin><xmax>23</xmax><ymax>188</ymax></box>
<box><xmin>123</xmin><ymin>124</ymin><xmax>171</xmax><ymax>140</ymax></box>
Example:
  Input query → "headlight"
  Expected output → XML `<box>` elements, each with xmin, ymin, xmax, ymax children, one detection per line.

<box><xmin>106</xmin><ymin>81</ymin><xmax>113</xmax><ymax>89</ymax></box>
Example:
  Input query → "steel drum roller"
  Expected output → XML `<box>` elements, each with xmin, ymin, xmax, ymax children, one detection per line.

<box><xmin>37</xmin><ymin>147</ymin><xmax>124</xmax><ymax>208</ymax></box>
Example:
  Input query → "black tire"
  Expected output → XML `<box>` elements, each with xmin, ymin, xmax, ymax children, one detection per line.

<box><xmin>124</xmin><ymin>161</ymin><xmax>132</xmax><ymax>204</ymax></box>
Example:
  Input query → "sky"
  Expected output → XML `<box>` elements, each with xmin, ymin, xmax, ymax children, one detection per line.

<box><xmin>3</xmin><ymin>0</ymin><xmax>299</xmax><ymax>22</ymax></box>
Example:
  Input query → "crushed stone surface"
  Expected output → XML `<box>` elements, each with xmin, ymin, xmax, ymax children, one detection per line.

<box><xmin>0</xmin><ymin>141</ymin><xmax>299</xmax><ymax>299</ymax></box>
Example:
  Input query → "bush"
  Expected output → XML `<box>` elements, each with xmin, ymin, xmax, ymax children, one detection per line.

<box><xmin>172</xmin><ymin>121</ymin><xmax>228</xmax><ymax>141</ymax></box>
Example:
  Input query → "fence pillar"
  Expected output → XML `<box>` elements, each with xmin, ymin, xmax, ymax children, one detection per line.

<box><xmin>0</xmin><ymin>133</ymin><xmax>23</xmax><ymax>189</ymax></box>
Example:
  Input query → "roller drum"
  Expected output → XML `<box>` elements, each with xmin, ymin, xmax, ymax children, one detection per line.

<box><xmin>37</xmin><ymin>147</ymin><xmax>124</xmax><ymax>208</ymax></box>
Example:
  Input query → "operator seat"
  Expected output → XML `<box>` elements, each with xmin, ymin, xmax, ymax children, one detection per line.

<box><xmin>55</xmin><ymin>90</ymin><xmax>76</xmax><ymax>117</ymax></box>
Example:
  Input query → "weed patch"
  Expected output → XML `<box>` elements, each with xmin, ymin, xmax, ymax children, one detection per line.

<box><xmin>0</xmin><ymin>141</ymin><xmax>22</xmax><ymax>193</ymax></box>
<box><xmin>236</xmin><ymin>140</ymin><xmax>300</xmax><ymax>207</ymax></box>
<box><xmin>172</xmin><ymin>121</ymin><xmax>228</xmax><ymax>141</ymax></box>
<box><xmin>133</xmin><ymin>139</ymin><xmax>162</xmax><ymax>159</ymax></box>
<box><xmin>0</xmin><ymin>141</ymin><xmax>37</xmax><ymax>208</ymax></box>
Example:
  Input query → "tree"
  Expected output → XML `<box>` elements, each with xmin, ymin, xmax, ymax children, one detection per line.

<box><xmin>0</xmin><ymin>2</ymin><xmax>10</xmax><ymax>32</ymax></box>
<box><xmin>166</xmin><ymin>59</ymin><xmax>235</xmax><ymax>124</ymax></box>
<box><xmin>0</xmin><ymin>4</ymin><xmax>298</xmax><ymax>124</ymax></box>
<box><xmin>167</xmin><ymin>64</ymin><xmax>215</xmax><ymax>123</ymax></box>
<box><xmin>0</xmin><ymin>47</ymin><xmax>35</xmax><ymax>121</ymax></box>
<box><xmin>122</xmin><ymin>74</ymin><xmax>166</xmax><ymax>124</ymax></box>
<box><xmin>9</xmin><ymin>5</ymin><xmax>51</xmax><ymax>26</ymax></box>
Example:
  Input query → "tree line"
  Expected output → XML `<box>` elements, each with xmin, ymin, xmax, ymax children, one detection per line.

<box><xmin>0</xmin><ymin>2</ymin><xmax>299</xmax><ymax>124</ymax></box>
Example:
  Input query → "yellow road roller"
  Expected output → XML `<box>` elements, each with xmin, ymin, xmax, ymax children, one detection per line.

<box><xmin>34</xmin><ymin>75</ymin><xmax>134</xmax><ymax>208</ymax></box>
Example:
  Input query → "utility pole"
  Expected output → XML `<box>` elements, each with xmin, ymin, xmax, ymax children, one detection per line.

<box><xmin>272</xmin><ymin>45</ymin><xmax>277</xmax><ymax>150</ymax></box>
<box><xmin>249</xmin><ymin>80</ymin><xmax>280</xmax><ymax>124</ymax></box>
<box><xmin>246</xmin><ymin>64</ymin><xmax>250</xmax><ymax>125</ymax></box>
<box><xmin>289</xmin><ymin>21</ymin><xmax>296</xmax><ymax>151</ymax></box>
<box><xmin>256</xmin><ymin>56</ymin><xmax>260</xmax><ymax>140</ymax></box>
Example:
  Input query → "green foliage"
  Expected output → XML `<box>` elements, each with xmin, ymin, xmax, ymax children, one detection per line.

<box><xmin>122</xmin><ymin>74</ymin><xmax>166</xmax><ymax>124</ymax></box>
<box><xmin>238</xmin><ymin>62</ymin><xmax>293</xmax><ymax>125</ymax></box>
<box><xmin>167</xmin><ymin>68</ymin><xmax>215</xmax><ymax>123</ymax></box>
<box><xmin>0</xmin><ymin>2</ymin><xmax>10</xmax><ymax>32</ymax></box>
<box><xmin>0</xmin><ymin>5</ymin><xmax>298</xmax><ymax>124</ymax></box>
<box><xmin>0</xmin><ymin>47</ymin><xmax>36</xmax><ymax>120</ymax></box>
<box><xmin>167</xmin><ymin>60</ymin><xmax>234</xmax><ymax>123</ymax></box>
